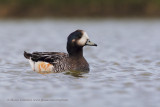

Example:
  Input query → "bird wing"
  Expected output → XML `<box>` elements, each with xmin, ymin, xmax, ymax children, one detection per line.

<box><xmin>29</xmin><ymin>52</ymin><xmax>68</xmax><ymax>65</ymax></box>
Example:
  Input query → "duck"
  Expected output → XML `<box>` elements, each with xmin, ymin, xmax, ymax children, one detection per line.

<box><xmin>24</xmin><ymin>30</ymin><xmax>97</xmax><ymax>74</ymax></box>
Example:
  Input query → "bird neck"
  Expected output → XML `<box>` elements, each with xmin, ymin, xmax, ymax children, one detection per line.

<box><xmin>67</xmin><ymin>45</ymin><xmax>83</xmax><ymax>58</ymax></box>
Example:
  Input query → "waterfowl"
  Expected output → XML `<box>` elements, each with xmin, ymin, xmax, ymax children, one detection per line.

<box><xmin>24</xmin><ymin>30</ymin><xmax>97</xmax><ymax>73</ymax></box>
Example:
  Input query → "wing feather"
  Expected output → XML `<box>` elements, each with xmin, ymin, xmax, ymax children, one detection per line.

<box><xmin>30</xmin><ymin>52</ymin><xmax>68</xmax><ymax>65</ymax></box>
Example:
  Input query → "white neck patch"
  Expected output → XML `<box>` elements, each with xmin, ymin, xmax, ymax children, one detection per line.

<box><xmin>77</xmin><ymin>32</ymin><xmax>89</xmax><ymax>46</ymax></box>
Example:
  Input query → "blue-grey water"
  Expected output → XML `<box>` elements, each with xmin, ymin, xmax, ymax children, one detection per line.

<box><xmin>0</xmin><ymin>19</ymin><xmax>160</xmax><ymax>107</ymax></box>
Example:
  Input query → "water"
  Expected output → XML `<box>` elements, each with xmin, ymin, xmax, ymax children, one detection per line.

<box><xmin>0</xmin><ymin>19</ymin><xmax>160</xmax><ymax>107</ymax></box>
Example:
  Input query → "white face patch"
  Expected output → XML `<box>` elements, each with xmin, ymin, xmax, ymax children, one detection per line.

<box><xmin>77</xmin><ymin>32</ymin><xmax>89</xmax><ymax>46</ymax></box>
<box><xmin>72</xmin><ymin>39</ymin><xmax>76</xmax><ymax>43</ymax></box>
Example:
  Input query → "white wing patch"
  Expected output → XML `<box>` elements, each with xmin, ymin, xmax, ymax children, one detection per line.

<box><xmin>29</xmin><ymin>58</ymin><xmax>35</xmax><ymax>71</ymax></box>
<box><xmin>77</xmin><ymin>32</ymin><xmax>89</xmax><ymax>46</ymax></box>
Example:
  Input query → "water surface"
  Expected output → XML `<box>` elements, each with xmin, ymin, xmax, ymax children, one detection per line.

<box><xmin>0</xmin><ymin>19</ymin><xmax>160</xmax><ymax>107</ymax></box>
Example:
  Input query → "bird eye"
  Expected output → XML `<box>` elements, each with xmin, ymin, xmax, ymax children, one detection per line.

<box><xmin>78</xmin><ymin>34</ymin><xmax>82</xmax><ymax>39</ymax></box>
<box><xmin>78</xmin><ymin>36</ymin><xmax>81</xmax><ymax>39</ymax></box>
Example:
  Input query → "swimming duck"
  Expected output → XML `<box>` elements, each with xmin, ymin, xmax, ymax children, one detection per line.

<box><xmin>24</xmin><ymin>30</ymin><xmax>97</xmax><ymax>73</ymax></box>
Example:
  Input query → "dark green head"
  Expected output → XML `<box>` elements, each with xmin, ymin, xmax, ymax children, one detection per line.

<box><xmin>67</xmin><ymin>30</ymin><xmax>97</xmax><ymax>56</ymax></box>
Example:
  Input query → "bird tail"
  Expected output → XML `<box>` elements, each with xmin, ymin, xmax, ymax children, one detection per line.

<box><xmin>24</xmin><ymin>51</ymin><xmax>32</xmax><ymax>59</ymax></box>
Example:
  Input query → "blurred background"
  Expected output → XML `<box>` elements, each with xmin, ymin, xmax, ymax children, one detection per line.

<box><xmin>1</xmin><ymin>0</ymin><xmax>160</xmax><ymax>107</ymax></box>
<box><xmin>0</xmin><ymin>0</ymin><xmax>160</xmax><ymax>18</ymax></box>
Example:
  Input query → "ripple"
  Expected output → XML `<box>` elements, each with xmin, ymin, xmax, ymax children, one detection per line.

<box><xmin>1</xmin><ymin>19</ymin><xmax>160</xmax><ymax>107</ymax></box>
